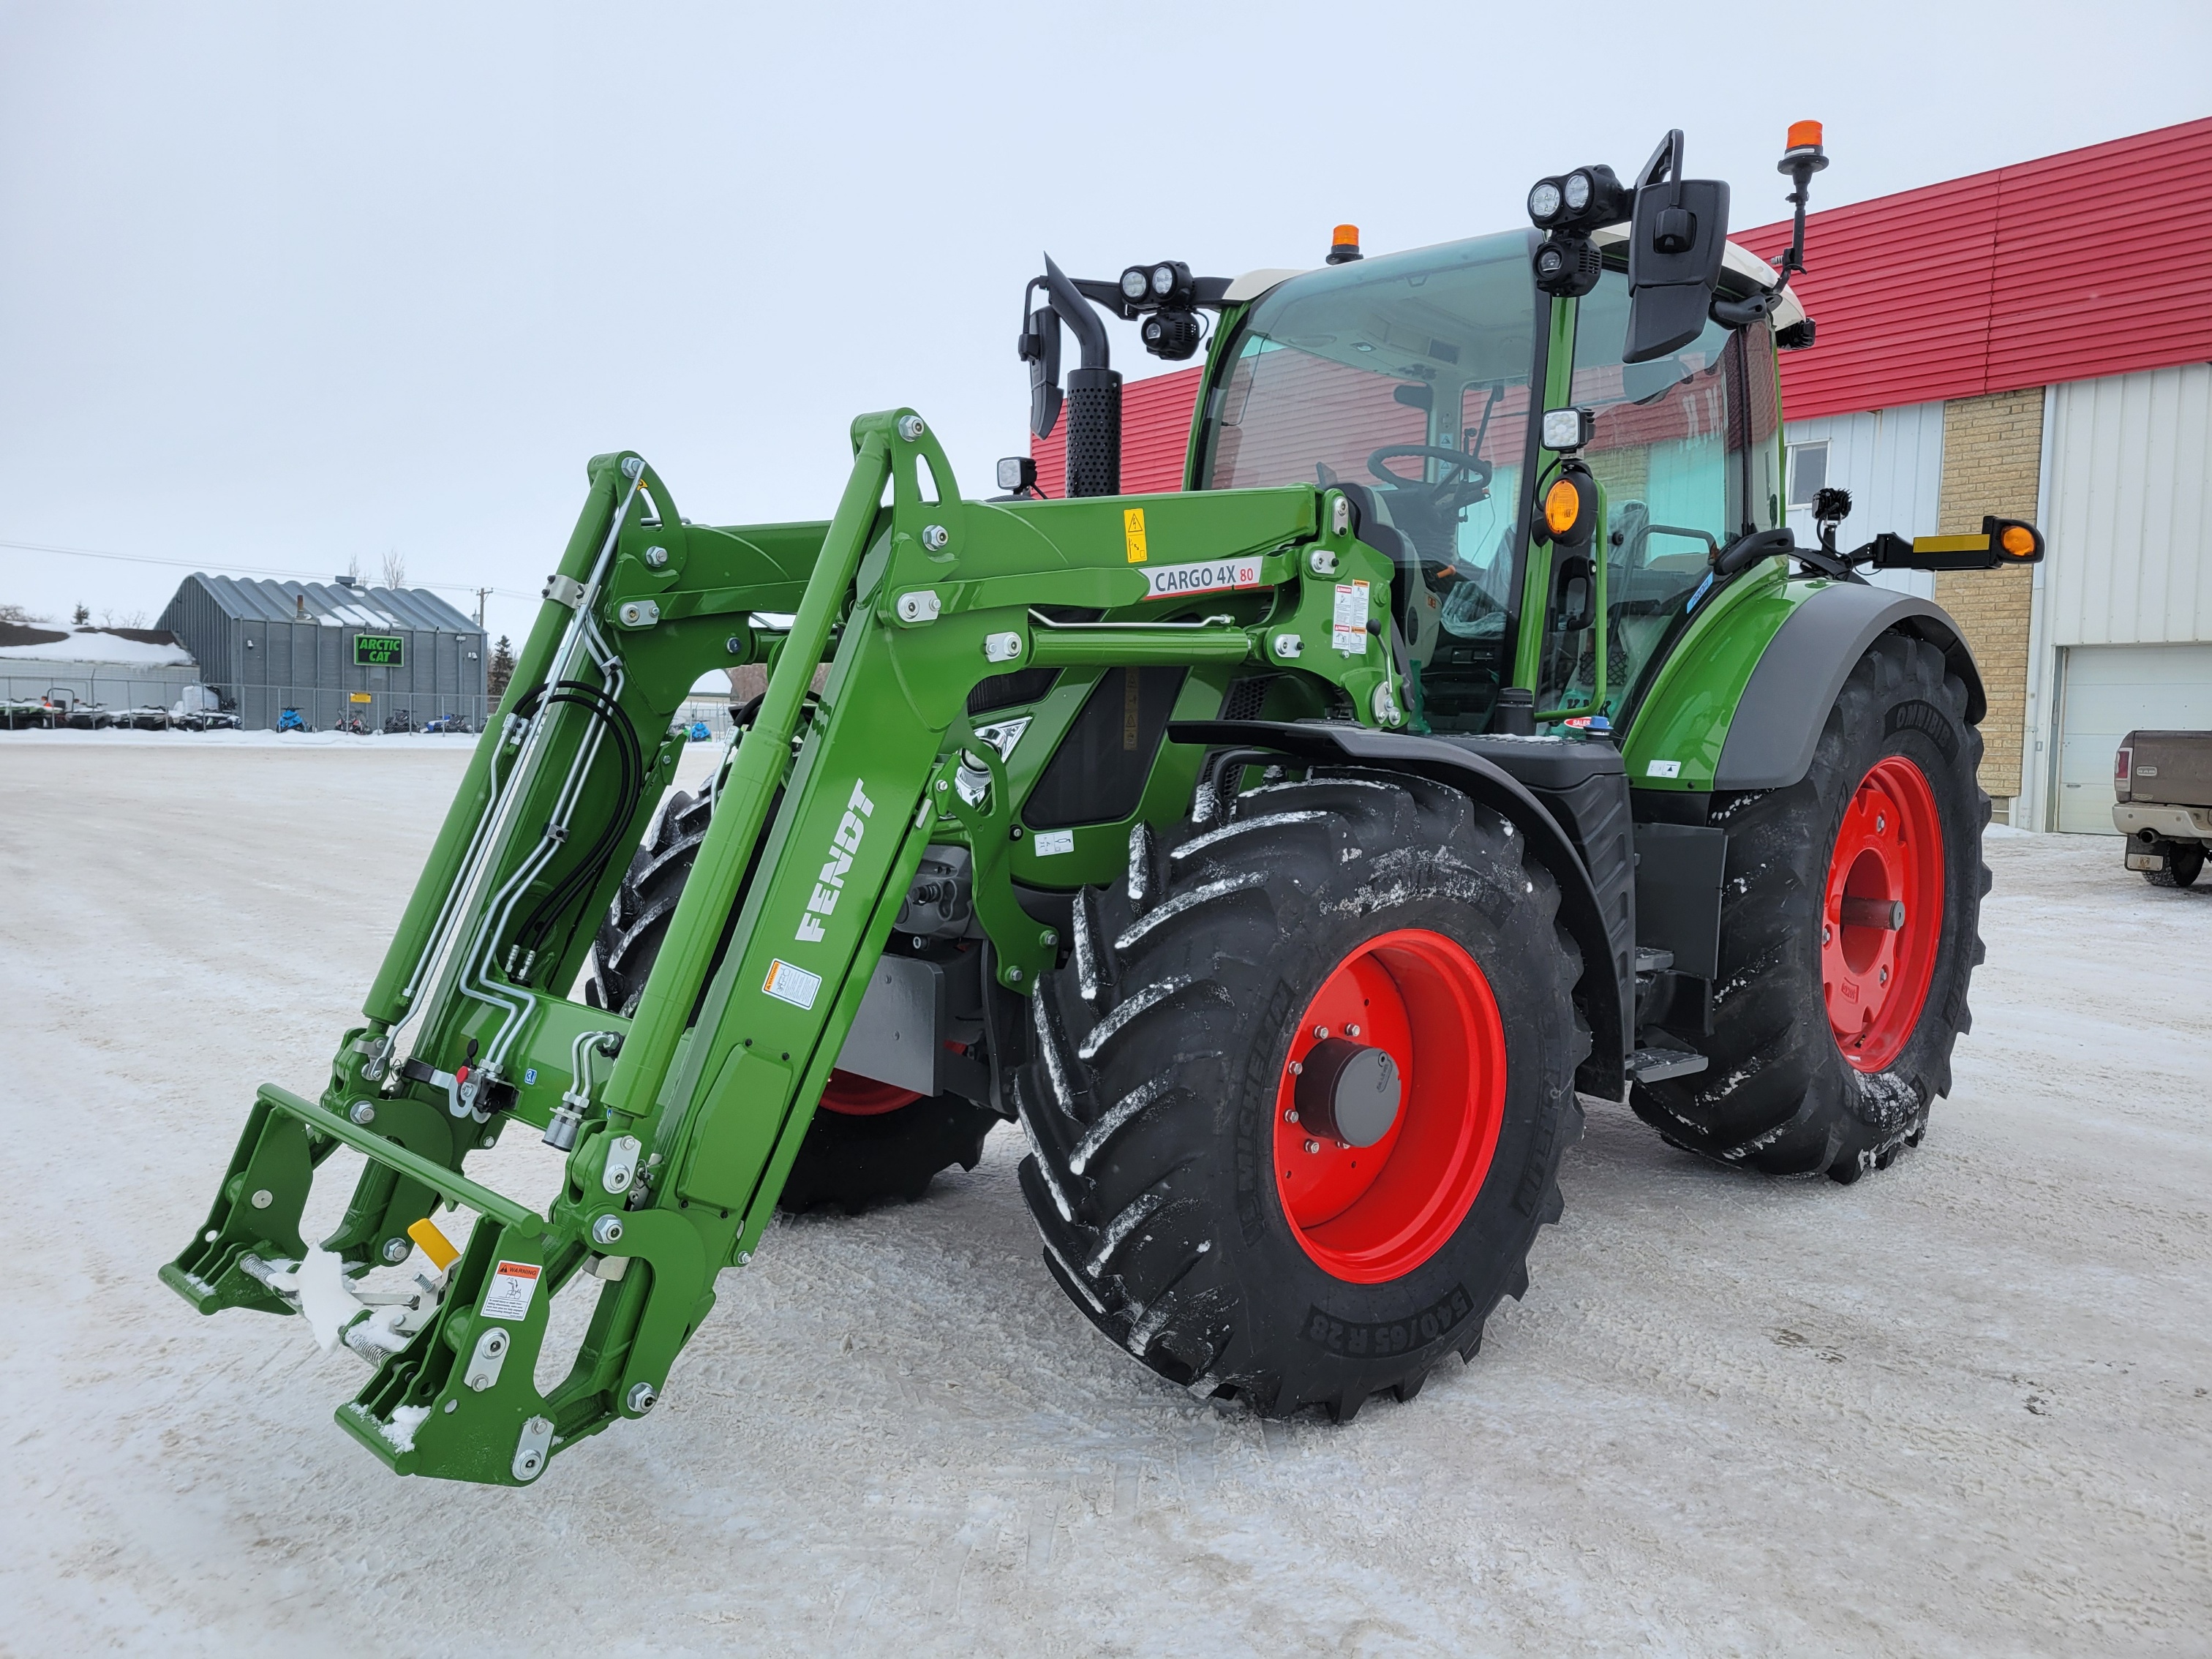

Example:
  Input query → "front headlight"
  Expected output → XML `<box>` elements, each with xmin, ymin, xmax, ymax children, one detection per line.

<box><xmin>1527</xmin><ymin>178</ymin><xmax>1563</xmax><ymax>225</ymax></box>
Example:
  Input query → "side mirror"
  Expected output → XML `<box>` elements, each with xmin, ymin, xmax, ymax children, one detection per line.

<box><xmin>1018</xmin><ymin>301</ymin><xmax>1063</xmax><ymax>439</ymax></box>
<box><xmin>1624</xmin><ymin>129</ymin><xmax>1731</xmax><ymax>364</ymax></box>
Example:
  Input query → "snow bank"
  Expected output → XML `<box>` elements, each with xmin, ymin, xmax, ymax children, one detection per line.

<box><xmin>0</xmin><ymin>726</ymin><xmax>480</xmax><ymax>750</ymax></box>
<box><xmin>0</xmin><ymin>633</ymin><xmax>195</xmax><ymax>667</ymax></box>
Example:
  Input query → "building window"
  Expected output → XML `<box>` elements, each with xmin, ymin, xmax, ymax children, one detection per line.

<box><xmin>1787</xmin><ymin>440</ymin><xmax>1829</xmax><ymax>508</ymax></box>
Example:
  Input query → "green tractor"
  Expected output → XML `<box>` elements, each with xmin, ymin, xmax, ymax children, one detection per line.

<box><xmin>164</xmin><ymin>124</ymin><xmax>2044</xmax><ymax>1483</ymax></box>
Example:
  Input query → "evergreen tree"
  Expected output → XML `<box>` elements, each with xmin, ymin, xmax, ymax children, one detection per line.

<box><xmin>487</xmin><ymin>635</ymin><xmax>516</xmax><ymax>700</ymax></box>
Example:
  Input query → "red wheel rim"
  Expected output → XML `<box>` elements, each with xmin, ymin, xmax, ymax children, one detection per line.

<box><xmin>817</xmin><ymin>1069</ymin><xmax>922</xmax><ymax>1117</ymax></box>
<box><xmin>1272</xmin><ymin>928</ymin><xmax>1507</xmax><ymax>1284</ymax></box>
<box><xmin>1821</xmin><ymin>755</ymin><xmax>1944</xmax><ymax>1072</ymax></box>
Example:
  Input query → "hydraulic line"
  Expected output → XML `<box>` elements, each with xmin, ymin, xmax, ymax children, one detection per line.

<box><xmin>385</xmin><ymin>462</ymin><xmax>645</xmax><ymax>1091</ymax></box>
<box><xmin>511</xmin><ymin>681</ymin><xmax>645</xmax><ymax>962</ymax></box>
<box><xmin>459</xmin><ymin>615</ymin><xmax>628</xmax><ymax>1080</ymax></box>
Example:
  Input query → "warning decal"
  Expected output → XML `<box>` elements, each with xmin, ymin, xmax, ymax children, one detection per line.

<box><xmin>483</xmin><ymin>1260</ymin><xmax>541</xmax><ymax>1323</ymax></box>
<box><xmin>1332</xmin><ymin>581</ymin><xmax>1370</xmax><ymax>654</ymax></box>
<box><xmin>1123</xmin><ymin>507</ymin><xmax>1148</xmax><ymax>563</ymax></box>
<box><xmin>763</xmin><ymin>958</ymin><xmax>823</xmax><ymax>1010</ymax></box>
<box><xmin>1143</xmin><ymin>557</ymin><xmax>1265</xmax><ymax>601</ymax></box>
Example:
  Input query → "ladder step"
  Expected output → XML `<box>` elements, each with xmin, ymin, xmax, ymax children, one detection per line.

<box><xmin>1628</xmin><ymin>1046</ymin><xmax>1708</xmax><ymax>1083</ymax></box>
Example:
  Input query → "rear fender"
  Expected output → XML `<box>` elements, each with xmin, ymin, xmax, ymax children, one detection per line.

<box><xmin>1624</xmin><ymin>574</ymin><xmax>1985</xmax><ymax>794</ymax></box>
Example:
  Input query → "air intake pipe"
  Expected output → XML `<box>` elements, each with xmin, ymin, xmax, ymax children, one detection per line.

<box><xmin>1042</xmin><ymin>254</ymin><xmax>1120</xmax><ymax>497</ymax></box>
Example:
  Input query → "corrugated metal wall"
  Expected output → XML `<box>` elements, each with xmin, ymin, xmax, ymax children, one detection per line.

<box><xmin>1031</xmin><ymin>366</ymin><xmax>1203</xmax><ymax>497</ymax></box>
<box><xmin>1738</xmin><ymin>116</ymin><xmax>2212</xmax><ymax>422</ymax></box>
<box><xmin>155</xmin><ymin>575</ymin><xmax>488</xmax><ymax>730</ymax></box>
<box><xmin>1783</xmin><ymin>401</ymin><xmax>1947</xmax><ymax>599</ymax></box>
<box><xmin>2040</xmin><ymin>363</ymin><xmax>2212</xmax><ymax>648</ymax></box>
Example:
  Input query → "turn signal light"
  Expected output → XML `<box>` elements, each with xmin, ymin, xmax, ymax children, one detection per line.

<box><xmin>2001</xmin><ymin>524</ymin><xmax>2037</xmax><ymax>557</ymax></box>
<box><xmin>1544</xmin><ymin>478</ymin><xmax>1581</xmax><ymax>535</ymax></box>
<box><xmin>1535</xmin><ymin>466</ymin><xmax>1598</xmax><ymax>547</ymax></box>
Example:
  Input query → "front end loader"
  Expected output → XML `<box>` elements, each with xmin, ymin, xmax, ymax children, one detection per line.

<box><xmin>165</xmin><ymin>122</ymin><xmax>2044</xmax><ymax>1483</ymax></box>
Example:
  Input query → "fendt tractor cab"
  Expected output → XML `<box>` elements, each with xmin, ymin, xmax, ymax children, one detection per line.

<box><xmin>165</xmin><ymin>124</ymin><xmax>2044</xmax><ymax>1484</ymax></box>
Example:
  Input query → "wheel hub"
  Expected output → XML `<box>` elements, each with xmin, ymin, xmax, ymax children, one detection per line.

<box><xmin>1273</xmin><ymin>928</ymin><xmax>1505</xmax><ymax>1284</ymax></box>
<box><xmin>1293</xmin><ymin>1037</ymin><xmax>1402</xmax><ymax>1148</ymax></box>
<box><xmin>1821</xmin><ymin>755</ymin><xmax>1944</xmax><ymax>1072</ymax></box>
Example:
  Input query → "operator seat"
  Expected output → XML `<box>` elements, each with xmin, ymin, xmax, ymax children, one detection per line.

<box><xmin>1334</xmin><ymin>481</ymin><xmax>1426</xmax><ymax>639</ymax></box>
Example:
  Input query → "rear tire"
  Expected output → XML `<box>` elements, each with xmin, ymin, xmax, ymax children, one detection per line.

<box><xmin>1017</xmin><ymin>768</ymin><xmax>1586</xmax><ymax>1419</ymax></box>
<box><xmin>585</xmin><ymin>789</ymin><xmax>995</xmax><ymax>1214</ymax></box>
<box><xmin>2145</xmin><ymin>841</ymin><xmax>2205</xmax><ymax>888</ymax></box>
<box><xmin>1632</xmin><ymin>633</ymin><xmax>1988</xmax><ymax>1182</ymax></box>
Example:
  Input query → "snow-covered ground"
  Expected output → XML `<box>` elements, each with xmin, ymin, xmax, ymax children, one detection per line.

<box><xmin>2</xmin><ymin>744</ymin><xmax>2206</xmax><ymax>1657</ymax></box>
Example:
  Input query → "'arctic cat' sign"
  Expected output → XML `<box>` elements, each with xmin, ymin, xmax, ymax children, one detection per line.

<box><xmin>353</xmin><ymin>634</ymin><xmax>405</xmax><ymax>667</ymax></box>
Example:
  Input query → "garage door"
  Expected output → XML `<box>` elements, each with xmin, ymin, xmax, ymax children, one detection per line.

<box><xmin>2055</xmin><ymin>644</ymin><xmax>2212</xmax><ymax>833</ymax></box>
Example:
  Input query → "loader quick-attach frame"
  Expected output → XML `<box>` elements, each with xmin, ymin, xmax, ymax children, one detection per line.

<box><xmin>162</xmin><ymin>410</ymin><xmax>1413</xmax><ymax>1484</ymax></box>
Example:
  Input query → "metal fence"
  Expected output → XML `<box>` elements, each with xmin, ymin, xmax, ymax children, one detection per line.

<box><xmin>1</xmin><ymin>670</ymin><xmax>490</xmax><ymax>734</ymax></box>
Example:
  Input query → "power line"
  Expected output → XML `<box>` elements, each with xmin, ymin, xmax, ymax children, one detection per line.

<box><xmin>0</xmin><ymin>536</ymin><xmax>538</xmax><ymax>601</ymax></box>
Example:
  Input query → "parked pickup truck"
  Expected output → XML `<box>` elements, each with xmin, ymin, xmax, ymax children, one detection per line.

<box><xmin>2115</xmin><ymin>729</ymin><xmax>2212</xmax><ymax>888</ymax></box>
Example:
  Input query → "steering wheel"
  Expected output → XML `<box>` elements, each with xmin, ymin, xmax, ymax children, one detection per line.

<box><xmin>1366</xmin><ymin>444</ymin><xmax>1494</xmax><ymax>494</ymax></box>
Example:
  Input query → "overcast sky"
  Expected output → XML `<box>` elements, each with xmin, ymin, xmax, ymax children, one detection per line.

<box><xmin>4</xmin><ymin>1</ymin><xmax>2208</xmax><ymax>652</ymax></box>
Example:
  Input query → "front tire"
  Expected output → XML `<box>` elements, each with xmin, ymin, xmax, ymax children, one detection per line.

<box><xmin>1017</xmin><ymin>768</ymin><xmax>1586</xmax><ymax>1420</ymax></box>
<box><xmin>1633</xmin><ymin>633</ymin><xmax>1989</xmax><ymax>1181</ymax></box>
<box><xmin>585</xmin><ymin>789</ymin><xmax>996</xmax><ymax>1214</ymax></box>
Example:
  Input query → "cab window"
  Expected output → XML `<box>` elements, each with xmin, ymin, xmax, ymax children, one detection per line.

<box><xmin>1540</xmin><ymin>268</ymin><xmax>1779</xmax><ymax>721</ymax></box>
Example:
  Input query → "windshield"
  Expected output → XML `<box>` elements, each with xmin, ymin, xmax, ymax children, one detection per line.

<box><xmin>1197</xmin><ymin>232</ymin><xmax>1543</xmax><ymax>732</ymax></box>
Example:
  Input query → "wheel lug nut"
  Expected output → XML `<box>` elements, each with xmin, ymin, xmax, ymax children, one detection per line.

<box><xmin>1822</xmin><ymin>925</ymin><xmax>1832</xmax><ymax>943</ymax></box>
<box><xmin>1313</xmin><ymin>1026</ymin><xmax>1328</xmax><ymax>1039</ymax></box>
<box><xmin>1876</xmin><ymin>815</ymin><xmax>1886</xmax><ymax>832</ymax></box>
<box><xmin>1345</xmin><ymin>1023</ymin><xmax>1361</xmax><ymax>1037</ymax></box>
<box><xmin>1304</xmin><ymin>1139</ymin><xmax>1320</xmax><ymax>1155</ymax></box>
<box><xmin>1879</xmin><ymin>966</ymin><xmax>1889</xmax><ymax>985</ymax></box>
<box><xmin>1287</xmin><ymin>1061</ymin><xmax>1303</xmax><ymax>1076</ymax></box>
<box><xmin>1284</xmin><ymin>1108</ymin><xmax>1299</xmax><ymax>1124</ymax></box>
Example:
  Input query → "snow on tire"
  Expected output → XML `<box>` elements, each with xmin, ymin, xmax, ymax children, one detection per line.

<box><xmin>1016</xmin><ymin>768</ymin><xmax>1587</xmax><ymax>1421</ymax></box>
<box><xmin>1632</xmin><ymin>632</ymin><xmax>1990</xmax><ymax>1182</ymax></box>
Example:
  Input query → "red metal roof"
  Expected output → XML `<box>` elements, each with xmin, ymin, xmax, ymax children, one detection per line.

<box><xmin>1031</xmin><ymin>117</ymin><xmax>2212</xmax><ymax>482</ymax></box>
<box><xmin>1030</xmin><ymin>367</ymin><xmax>1203</xmax><ymax>497</ymax></box>
<box><xmin>1739</xmin><ymin>116</ymin><xmax>2212</xmax><ymax>419</ymax></box>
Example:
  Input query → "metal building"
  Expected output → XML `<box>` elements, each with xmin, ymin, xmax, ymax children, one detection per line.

<box><xmin>157</xmin><ymin>575</ymin><xmax>489</xmax><ymax>732</ymax></box>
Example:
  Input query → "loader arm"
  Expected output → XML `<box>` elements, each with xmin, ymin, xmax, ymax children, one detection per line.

<box><xmin>162</xmin><ymin>408</ymin><xmax>1407</xmax><ymax>1484</ymax></box>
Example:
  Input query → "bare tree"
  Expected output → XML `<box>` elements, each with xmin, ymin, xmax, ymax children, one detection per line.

<box><xmin>380</xmin><ymin>550</ymin><xmax>407</xmax><ymax>590</ymax></box>
<box><xmin>0</xmin><ymin>602</ymin><xmax>48</xmax><ymax>626</ymax></box>
<box><xmin>344</xmin><ymin>554</ymin><xmax>363</xmax><ymax>586</ymax></box>
<box><xmin>98</xmin><ymin>607</ymin><xmax>148</xmax><ymax>629</ymax></box>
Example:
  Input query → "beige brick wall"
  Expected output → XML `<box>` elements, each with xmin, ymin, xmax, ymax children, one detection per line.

<box><xmin>1932</xmin><ymin>388</ymin><xmax>2043</xmax><ymax>807</ymax></box>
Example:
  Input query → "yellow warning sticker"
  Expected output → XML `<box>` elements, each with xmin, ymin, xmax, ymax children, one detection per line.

<box><xmin>1123</xmin><ymin>507</ymin><xmax>1148</xmax><ymax>563</ymax></box>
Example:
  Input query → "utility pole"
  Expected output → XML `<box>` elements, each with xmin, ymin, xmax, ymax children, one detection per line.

<box><xmin>474</xmin><ymin>587</ymin><xmax>489</xmax><ymax>628</ymax></box>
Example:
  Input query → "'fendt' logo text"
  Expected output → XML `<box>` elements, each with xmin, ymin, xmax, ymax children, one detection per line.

<box><xmin>796</xmin><ymin>779</ymin><xmax>875</xmax><ymax>942</ymax></box>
